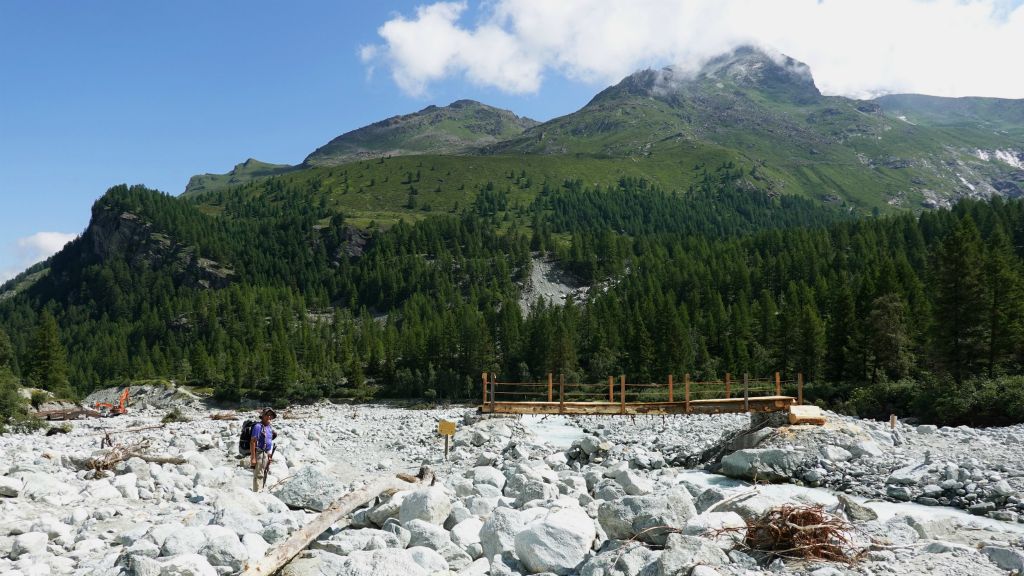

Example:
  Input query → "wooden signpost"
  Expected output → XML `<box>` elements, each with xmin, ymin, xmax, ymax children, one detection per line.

<box><xmin>438</xmin><ymin>420</ymin><xmax>456</xmax><ymax>460</ymax></box>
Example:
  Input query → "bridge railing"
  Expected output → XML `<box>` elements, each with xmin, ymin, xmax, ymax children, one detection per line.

<box><xmin>480</xmin><ymin>372</ymin><xmax>803</xmax><ymax>411</ymax></box>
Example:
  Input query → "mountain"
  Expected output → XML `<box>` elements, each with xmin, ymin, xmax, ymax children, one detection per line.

<box><xmin>491</xmin><ymin>45</ymin><xmax>1024</xmax><ymax>207</ymax></box>
<box><xmin>303</xmin><ymin>99</ymin><xmax>539</xmax><ymax>166</ymax></box>
<box><xmin>183</xmin><ymin>47</ymin><xmax>1023</xmax><ymax>209</ymax></box>
<box><xmin>183</xmin><ymin>158</ymin><xmax>295</xmax><ymax>196</ymax></box>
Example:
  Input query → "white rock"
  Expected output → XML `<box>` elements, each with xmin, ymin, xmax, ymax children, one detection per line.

<box><xmin>399</xmin><ymin>487</ymin><xmax>451</xmax><ymax>525</ymax></box>
<box><xmin>241</xmin><ymin>534</ymin><xmax>269</xmax><ymax>561</ymax></box>
<box><xmin>11</xmin><ymin>532</ymin><xmax>49</xmax><ymax>559</ymax></box>
<box><xmin>514</xmin><ymin>508</ymin><xmax>596</xmax><ymax>575</ymax></box>
<box><xmin>114</xmin><ymin>473</ymin><xmax>140</xmax><ymax>499</ymax></box>
<box><xmin>200</xmin><ymin>525</ymin><xmax>248</xmax><ymax>570</ymax></box>
<box><xmin>0</xmin><ymin>475</ymin><xmax>24</xmax><ymax>497</ymax></box>
<box><xmin>335</xmin><ymin>548</ymin><xmax>428</xmax><ymax>576</ymax></box>
<box><xmin>158</xmin><ymin>553</ymin><xmax>218</xmax><ymax>576</ymax></box>
<box><xmin>161</xmin><ymin>527</ymin><xmax>208</xmax><ymax>556</ymax></box>
<box><xmin>450</xmin><ymin>517</ymin><xmax>483</xmax><ymax>549</ymax></box>
<box><xmin>479</xmin><ymin>507</ymin><xmax>524</xmax><ymax>559</ymax></box>
<box><xmin>407</xmin><ymin>546</ymin><xmax>449</xmax><ymax>572</ymax></box>
<box><xmin>469</xmin><ymin>467</ymin><xmax>505</xmax><ymax>490</ymax></box>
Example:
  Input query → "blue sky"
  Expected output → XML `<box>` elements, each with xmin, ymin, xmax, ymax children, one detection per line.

<box><xmin>2</xmin><ymin>0</ymin><xmax>1024</xmax><ymax>281</ymax></box>
<box><xmin>0</xmin><ymin>1</ymin><xmax>597</xmax><ymax>280</ymax></box>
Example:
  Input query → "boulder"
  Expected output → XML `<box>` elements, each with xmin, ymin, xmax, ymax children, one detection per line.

<box><xmin>788</xmin><ymin>405</ymin><xmax>825</xmax><ymax>425</ymax></box>
<box><xmin>820</xmin><ymin>446</ymin><xmax>853</xmax><ymax>463</ymax></box>
<box><xmin>656</xmin><ymin>534</ymin><xmax>728</xmax><ymax>576</ymax></box>
<box><xmin>405</xmin><ymin>519</ymin><xmax>451</xmax><ymax>550</ymax></box>
<box><xmin>682</xmin><ymin>512</ymin><xmax>746</xmax><ymax>549</ymax></box>
<box><xmin>837</xmin><ymin>494</ymin><xmax>877</xmax><ymax>522</ymax></box>
<box><xmin>887</xmin><ymin>463</ymin><xmax>929</xmax><ymax>486</ymax></box>
<box><xmin>10</xmin><ymin>532</ymin><xmax>48</xmax><ymax>560</ymax></box>
<box><xmin>241</xmin><ymin>534</ymin><xmax>269</xmax><ymax>561</ymax></box>
<box><xmin>480</xmin><ymin>507</ymin><xmax>524</xmax><ymax>559</ymax></box>
<box><xmin>334</xmin><ymin>548</ymin><xmax>428</xmax><ymax>576</ymax></box>
<box><xmin>514</xmin><ymin>508</ymin><xmax>596</xmax><ymax>575</ymax></box>
<box><xmin>578</xmin><ymin>542</ymin><xmax>660</xmax><ymax>576</ymax></box>
<box><xmin>450</xmin><ymin>517</ymin><xmax>483</xmax><ymax>549</ymax></box>
<box><xmin>611</xmin><ymin>470</ymin><xmax>653</xmax><ymax>496</ymax></box>
<box><xmin>0</xmin><ymin>475</ymin><xmax>24</xmax><ymax>497</ymax></box>
<box><xmin>982</xmin><ymin>546</ymin><xmax>1024</xmax><ymax>572</ymax></box>
<box><xmin>367</xmin><ymin>490</ymin><xmax>410</xmax><ymax>526</ymax></box>
<box><xmin>719</xmin><ymin>449</ymin><xmax>805</xmax><ymax>482</ymax></box>
<box><xmin>598</xmin><ymin>490</ymin><xmax>697</xmax><ymax>545</ymax></box>
<box><xmin>161</xmin><ymin>528</ymin><xmax>209</xmax><ymax>557</ymax></box>
<box><xmin>399</xmin><ymin>487</ymin><xmax>451</xmax><ymax>525</ymax></box>
<box><xmin>407</xmin><ymin>546</ymin><xmax>449</xmax><ymax>572</ymax></box>
<box><xmin>200</xmin><ymin>526</ymin><xmax>248</xmax><ymax>570</ymax></box>
<box><xmin>469</xmin><ymin>467</ymin><xmax>506</xmax><ymax>490</ymax></box>
<box><xmin>271</xmin><ymin>467</ymin><xmax>344</xmax><ymax>512</ymax></box>
<box><xmin>158</xmin><ymin>554</ymin><xmax>218</xmax><ymax>576</ymax></box>
<box><xmin>313</xmin><ymin>528</ymin><xmax>402</xmax><ymax>556</ymax></box>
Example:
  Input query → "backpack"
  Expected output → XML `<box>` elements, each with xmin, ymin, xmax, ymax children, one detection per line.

<box><xmin>238</xmin><ymin>420</ymin><xmax>256</xmax><ymax>456</ymax></box>
<box><xmin>238</xmin><ymin>420</ymin><xmax>279</xmax><ymax>456</ymax></box>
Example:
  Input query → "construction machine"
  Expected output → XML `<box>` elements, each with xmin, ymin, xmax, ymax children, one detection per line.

<box><xmin>94</xmin><ymin>387</ymin><xmax>130</xmax><ymax>417</ymax></box>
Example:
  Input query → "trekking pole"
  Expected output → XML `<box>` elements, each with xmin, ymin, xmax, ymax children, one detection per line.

<box><xmin>263</xmin><ymin>445</ymin><xmax>277</xmax><ymax>490</ymax></box>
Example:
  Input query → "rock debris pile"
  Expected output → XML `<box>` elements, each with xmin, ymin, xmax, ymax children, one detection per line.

<box><xmin>1</xmin><ymin>399</ymin><xmax>1023</xmax><ymax>576</ymax></box>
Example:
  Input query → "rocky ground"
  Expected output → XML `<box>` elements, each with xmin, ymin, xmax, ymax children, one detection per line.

<box><xmin>1</xmin><ymin>393</ymin><xmax>1023</xmax><ymax>576</ymax></box>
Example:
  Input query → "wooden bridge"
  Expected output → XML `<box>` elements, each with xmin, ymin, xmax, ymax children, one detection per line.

<box><xmin>479</xmin><ymin>372</ymin><xmax>803</xmax><ymax>416</ymax></box>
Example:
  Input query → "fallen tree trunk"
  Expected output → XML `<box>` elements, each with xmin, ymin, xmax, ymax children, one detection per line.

<box><xmin>241</xmin><ymin>465</ymin><xmax>435</xmax><ymax>576</ymax></box>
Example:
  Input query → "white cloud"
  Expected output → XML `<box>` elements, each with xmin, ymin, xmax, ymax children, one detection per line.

<box><xmin>0</xmin><ymin>232</ymin><xmax>77</xmax><ymax>283</ymax></box>
<box><xmin>364</xmin><ymin>0</ymin><xmax>1024</xmax><ymax>99</ymax></box>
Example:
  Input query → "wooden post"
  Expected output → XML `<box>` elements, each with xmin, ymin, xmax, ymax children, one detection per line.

<box><xmin>444</xmin><ymin>435</ymin><xmax>449</xmax><ymax>460</ymax></box>
<box><xmin>619</xmin><ymin>375</ymin><xmax>626</xmax><ymax>415</ymax></box>
<box><xmin>241</xmin><ymin>467</ymin><xmax>435</xmax><ymax>576</ymax></box>
<box><xmin>668</xmin><ymin>374</ymin><xmax>674</xmax><ymax>403</ymax></box>
<box><xmin>559</xmin><ymin>373</ymin><xmax>565</xmax><ymax>414</ymax></box>
<box><xmin>725</xmin><ymin>373</ymin><xmax>731</xmax><ymax>399</ymax></box>
<box><xmin>547</xmin><ymin>373</ymin><xmax>553</xmax><ymax>403</ymax></box>
<box><xmin>608</xmin><ymin>376</ymin><xmax>614</xmax><ymax>403</ymax></box>
<box><xmin>481</xmin><ymin>372</ymin><xmax>488</xmax><ymax>408</ymax></box>
<box><xmin>743</xmin><ymin>373</ymin><xmax>749</xmax><ymax>412</ymax></box>
<box><xmin>490</xmin><ymin>373</ymin><xmax>496</xmax><ymax>411</ymax></box>
<box><xmin>797</xmin><ymin>373</ymin><xmax>804</xmax><ymax>405</ymax></box>
<box><xmin>774</xmin><ymin>371</ymin><xmax>781</xmax><ymax>396</ymax></box>
<box><xmin>684</xmin><ymin>373</ymin><xmax>691</xmax><ymax>413</ymax></box>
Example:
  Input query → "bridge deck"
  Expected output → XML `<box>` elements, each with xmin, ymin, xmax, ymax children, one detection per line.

<box><xmin>480</xmin><ymin>395</ymin><xmax>795</xmax><ymax>415</ymax></box>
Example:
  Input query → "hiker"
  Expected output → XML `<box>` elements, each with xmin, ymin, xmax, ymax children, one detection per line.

<box><xmin>250</xmin><ymin>408</ymin><xmax>276</xmax><ymax>491</ymax></box>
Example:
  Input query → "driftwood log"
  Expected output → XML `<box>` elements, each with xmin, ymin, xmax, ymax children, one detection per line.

<box><xmin>240</xmin><ymin>465</ymin><xmax>435</xmax><ymax>576</ymax></box>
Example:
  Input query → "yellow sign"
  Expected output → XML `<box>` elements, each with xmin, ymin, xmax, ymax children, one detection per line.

<box><xmin>438</xmin><ymin>420</ymin><xmax>456</xmax><ymax>436</ymax></box>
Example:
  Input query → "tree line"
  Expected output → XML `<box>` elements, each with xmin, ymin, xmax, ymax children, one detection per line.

<box><xmin>1</xmin><ymin>172</ymin><xmax>1023</xmax><ymax>426</ymax></box>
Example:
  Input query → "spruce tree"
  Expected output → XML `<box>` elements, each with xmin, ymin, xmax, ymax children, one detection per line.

<box><xmin>930</xmin><ymin>217</ymin><xmax>987</xmax><ymax>383</ymax></box>
<box><xmin>982</xmin><ymin>227</ymin><xmax>1024</xmax><ymax>376</ymax></box>
<box><xmin>27</xmin><ymin>311</ymin><xmax>71</xmax><ymax>397</ymax></box>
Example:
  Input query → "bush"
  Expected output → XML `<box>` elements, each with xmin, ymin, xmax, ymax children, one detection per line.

<box><xmin>0</xmin><ymin>367</ymin><xmax>28</xmax><ymax>433</ymax></box>
<box><xmin>30</xmin><ymin>390</ymin><xmax>49</xmax><ymax>409</ymax></box>
<box><xmin>161</xmin><ymin>406</ymin><xmax>189</xmax><ymax>424</ymax></box>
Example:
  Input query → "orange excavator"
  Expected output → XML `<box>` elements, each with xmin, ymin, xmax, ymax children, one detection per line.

<box><xmin>94</xmin><ymin>387</ymin><xmax>130</xmax><ymax>417</ymax></box>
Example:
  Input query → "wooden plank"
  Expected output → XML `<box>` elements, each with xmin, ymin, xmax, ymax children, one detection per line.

<box><xmin>482</xmin><ymin>396</ymin><xmax>795</xmax><ymax>416</ymax></box>
<box><xmin>619</xmin><ymin>375</ymin><xmax>625</xmax><ymax>415</ymax></box>
<box><xmin>559</xmin><ymin>374</ymin><xmax>565</xmax><ymax>414</ymax></box>
<box><xmin>241</xmin><ymin>467</ymin><xmax>434</xmax><ymax>576</ymax></box>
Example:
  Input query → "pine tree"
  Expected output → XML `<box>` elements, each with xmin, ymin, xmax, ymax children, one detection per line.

<box><xmin>825</xmin><ymin>283</ymin><xmax>855</xmax><ymax>381</ymax></box>
<box><xmin>982</xmin><ymin>227</ymin><xmax>1024</xmax><ymax>377</ymax></box>
<box><xmin>27</xmin><ymin>311</ymin><xmax>71</xmax><ymax>397</ymax></box>
<box><xmin>795</xmin><ymin>303</ymin><xmax>825</xmax><ymax>381</ymax></box>
<box><xmin>0</xmin><ymin>327</ymin><xmax>14</xmax><ymax>371</ymax></box>
<box><xmin>931</xmin><ymin>217</ymin><xmax>988</xmax><ymax>383</ymax></box>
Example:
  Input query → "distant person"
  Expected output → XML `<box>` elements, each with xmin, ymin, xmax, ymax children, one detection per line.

<box><xmin>250</xmin><ymin>408</ymin><xmax>277</xmax><ymax>491</ymax></box>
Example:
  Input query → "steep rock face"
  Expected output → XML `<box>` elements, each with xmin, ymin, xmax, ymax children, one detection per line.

<box><xmin>86</xmin><ymin>203</ymin><xmax>233</xmax><ymax>289</ymax></box>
